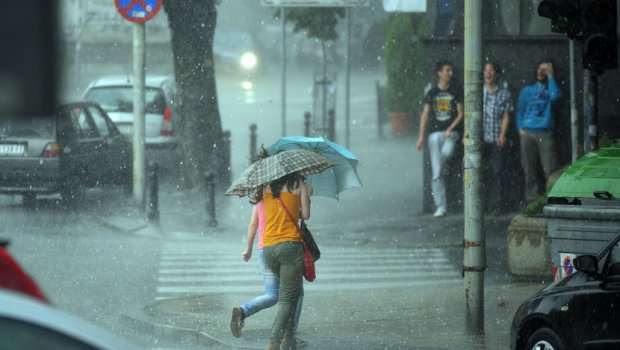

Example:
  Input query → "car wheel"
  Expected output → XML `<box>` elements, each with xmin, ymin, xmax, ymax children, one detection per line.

<box><xmin>22</xmin><ymin>192</ymin><xmax>36</xmax><ymax>207</ymax></box>
<box><xmin>525</xmin><ymin>327</ymin><xmax>565</xmax><ymax>350</ymax></box>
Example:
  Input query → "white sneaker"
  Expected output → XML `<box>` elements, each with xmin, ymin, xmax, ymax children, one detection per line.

<box><xmin>433</xmin><ymin>207</ymin><xmax>446</xmax><ymax>217</ymax></box>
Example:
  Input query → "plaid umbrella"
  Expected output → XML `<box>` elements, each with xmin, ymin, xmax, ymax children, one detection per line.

<box><xmin>225</xmin><ymin>148</ymin><xmax>334</xmax><ymax>197</ymax></box>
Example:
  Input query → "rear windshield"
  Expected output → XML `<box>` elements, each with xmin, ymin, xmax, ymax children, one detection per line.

<box><xmin>84</xmin><ymin>86</ymin><xmax>167</xmax><ymax>114</ymax></box>
<box><xmin>0</xmin><ymin>118</ymin><xmax>54</xmax><ymax>138</ymax></box>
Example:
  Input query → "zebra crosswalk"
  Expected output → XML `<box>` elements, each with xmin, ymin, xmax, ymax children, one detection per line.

<box><xmin>155</xmin><ymin>241</ymin><xmax>462</xmax><ymax>301</ymax></box>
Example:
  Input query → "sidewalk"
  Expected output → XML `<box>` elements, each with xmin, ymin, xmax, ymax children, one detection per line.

<box><xmin>97</xmin><ymin>121</ymin><xmax>546</xmax><ymax>349</ymax></box>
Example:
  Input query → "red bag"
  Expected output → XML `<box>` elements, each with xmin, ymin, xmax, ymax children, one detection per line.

<box><xmin>302</xmin><ymin>245</ymin><xmax>316</xmax><ymax>282</ymax></box>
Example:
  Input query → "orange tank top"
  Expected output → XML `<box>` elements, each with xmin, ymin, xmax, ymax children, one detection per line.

<box><xmin>262</xmin><ymin>191</ymin><xmax>303</xmax><ymax>247</ymax></box>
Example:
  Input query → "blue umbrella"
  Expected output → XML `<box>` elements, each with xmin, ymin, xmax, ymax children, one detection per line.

<box><xmin>267</xmin><ymin>136</ymin><xmax>362</xmax><ymax>199</ymax></box>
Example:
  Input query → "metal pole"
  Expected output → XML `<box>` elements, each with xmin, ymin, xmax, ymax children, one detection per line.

<box><xmin>206</xmin><ymin>172</ymin><xmax>217</xmax><ymax>228</ymax></box>
<box><xmin>304</xmin><ymin>112</ymin><xmax>311</xmax><ymax>137</ymax></box>
<box><xmin>345</xmin><ymin>7</ymin><xmax>351</xmax><ymax>149</ymax></box>
<box><xmin>583</xmin><ymin>69</ymin><xmax>599</xmax><ymax>153</ymax></box>
<box><xmin>249</xmin><ymin>123</ymin><xmax>257</xmax><ymax>164</ymax></box>
<box><xmin>569</xmin><ymin>40</ymin><xmax>579</xmax><ymax>162</ymax></box>
<box><xmin>147</xmin><ymin>162</ymin><xmax>159</xmax><ymax>223</ymax></box>
<box><xmin>281</xmin><ymin>8</ymin><xmax>287</xmax><ymax>136</ymax></box>
<box><xmin>463</xmin><ymin>0</ymin><xmax>485</xmax><ymax>335</ymax></box>
<box><xmin>133</xmin><ymin>22</ymin><xmax>146</xmax><ymax>209</ymax></box>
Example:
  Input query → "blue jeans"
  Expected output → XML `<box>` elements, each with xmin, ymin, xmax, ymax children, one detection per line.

<box><xmin>240</xmin><ymin>249</ymin><xmax>304</xmax><ymax>332</ymax></box>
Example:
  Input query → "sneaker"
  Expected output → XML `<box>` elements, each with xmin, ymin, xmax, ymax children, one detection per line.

<box><xmin>230</xmin><ymin>307</ymin><xmax>244</xmax><ymax>338</ymax></box>
<box><xmin>433</xmin><ymin>207</ymin><xmax>446</xmax><ymax>218</ymax></box>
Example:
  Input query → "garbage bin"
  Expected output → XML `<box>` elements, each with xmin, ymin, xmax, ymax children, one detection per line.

<box><xmin>544</xmin><ymin>144</ymin><xmax>620</xmax><ymax>280</ymax></box>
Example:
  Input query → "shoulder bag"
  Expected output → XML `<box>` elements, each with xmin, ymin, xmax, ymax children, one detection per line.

<box><xmin>276</xmin><ymin>199</ymin><xmax>320</xmax><ymax>282</ymax></box>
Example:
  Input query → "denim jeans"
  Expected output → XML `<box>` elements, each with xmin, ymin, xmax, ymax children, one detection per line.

<box><xmin>428</xmin><ymin>131</ymin><xmax>459</xmax><ymax>211</ymax></box>
<box><xmin>263</xmin><ymin>242</ymin><xmax>304</xmax><ymax>343</ymax></box>
<box><xmin>240</xmin><ymin>250</ymin><xmax>304</xmax><ymax>331</ymax></box>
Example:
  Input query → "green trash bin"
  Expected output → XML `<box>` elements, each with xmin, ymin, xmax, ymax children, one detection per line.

<box><xmin>544</xmin><ymin>144</ymin><xmax>620</xmax><ymax>280</ymax></box>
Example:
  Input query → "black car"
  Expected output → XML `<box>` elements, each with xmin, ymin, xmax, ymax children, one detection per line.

<box><xmin>511</xmin><ymin>234</ymin><xmax>620</xmax><ymax>350</ymax></box>
<box><xmin>0</xmin><ymin>102</ymin><xmax>132</xmax><ymax>205</ymax></box>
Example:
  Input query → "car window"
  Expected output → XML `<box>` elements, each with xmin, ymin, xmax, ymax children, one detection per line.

<box><xmin>87</xmin><ymin>106</ymin><xmax>110</xmax><ymax>138</ymax></box>
<box><xmin>0</xmin><ymin>317</ymin><xmax>98</xmax><ymax>350</ymax></box>
<box><xmin>0</xmin><ymin>118</ymin><xmax>54</xmax><ymax>138</ymax></box>
<box><xmin>84</xmin><ymin>86</ymin><xmax>166</xmax><ymax>114</ymax></box>
<box><xmin>70</xmin><ymin>107</ymin><xmax>98</xmax><ymax>139</ymax></box>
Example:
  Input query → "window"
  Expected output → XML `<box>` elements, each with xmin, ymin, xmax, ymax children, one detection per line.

<box><xmin>70</xmin><ymin>107</ymin><xmax>97</xmax><ymax>139</ymax></box>
<box><xmin>88</xmin><ymin>106</ymin><xmax>110</xmax><ymax>138</ymax></box>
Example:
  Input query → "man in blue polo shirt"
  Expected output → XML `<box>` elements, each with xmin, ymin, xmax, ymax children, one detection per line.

<box><xmin>516</xmin><ymin>61</ymin><xmax>562</xmax><ymax>203</ymax></box>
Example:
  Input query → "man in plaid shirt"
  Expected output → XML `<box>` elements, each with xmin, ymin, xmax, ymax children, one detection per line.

<box><xmin>483</xmin><ymin>62</ymin><xmax>513</xmax><ymax>215</ymax></box>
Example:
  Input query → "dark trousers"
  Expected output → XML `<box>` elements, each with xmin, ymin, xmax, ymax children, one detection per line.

<box><xmin>483</xmin><ymin>142</ymin><xmax>505</xmax><ymax>213</ymax></box>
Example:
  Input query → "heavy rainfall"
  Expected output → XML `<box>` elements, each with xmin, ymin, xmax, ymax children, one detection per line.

<box><xmin>1</xmin><ymin>1</ymin><xmax>620</xmax><ymax>349</ymax></box>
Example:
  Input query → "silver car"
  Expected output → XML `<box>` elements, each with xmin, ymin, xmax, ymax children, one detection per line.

<box><xmin>82</xmin><ymin>75</ymin><xmax>177</xmax><ymax>150</ymax></box>
<box><xmin>0</xmin><ymin>289</ymin><xmax>143</xmax><ymax>350</ymax></box>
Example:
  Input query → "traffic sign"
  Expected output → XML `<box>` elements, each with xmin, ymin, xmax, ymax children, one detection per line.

<box><xmin>261</xmin><ymin>0</ymin><xmax>369</xmax><ymax>7</ymax></box>
<box><xmin>115</xmin><ymin>0</ymin><xmax>162</xmax><ymax>23</ymax></box>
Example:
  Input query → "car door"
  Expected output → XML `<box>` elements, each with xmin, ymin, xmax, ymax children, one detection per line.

<box><xmin>580</xmin><ymin>241</ymin><xmax>620</xmax><ymax>349</ymax></box>
<box><xmin>66</xmin><ymin>105</ymin><xmax>101</xmax><ymax>187</ymax></box>
<box><xmin>87</xmin><ymin>104</ymin><xmax>130</xmax><ymax>185</ymax></box>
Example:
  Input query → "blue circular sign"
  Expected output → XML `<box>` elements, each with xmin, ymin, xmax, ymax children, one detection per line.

<box><xmin>115</xmin><ymin>0</ymin><xmax>162</xmax><ymax>23</ymax></box>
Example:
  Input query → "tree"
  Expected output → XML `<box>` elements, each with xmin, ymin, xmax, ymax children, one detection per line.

<box><xmin>162</xmin><ymin>0</ymin><xmax>228</xmax><ymax>189</ymax></box>
<box><xmin>279</xmin><ymin>7</ymin><xmax>345</xmax><ymax>71</ymax></box>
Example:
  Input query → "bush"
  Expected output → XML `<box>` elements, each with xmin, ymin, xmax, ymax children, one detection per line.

<box><xmin>383</xmin><ymin>14</ymin><xmax>424</xmax><ymax>113</ymax></box>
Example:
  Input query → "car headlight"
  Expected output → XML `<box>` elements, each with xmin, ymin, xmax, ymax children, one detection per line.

<box><xmin>240</xmin><ymin>52</ymin><xmax>258</xmax><ymax>70</ymax></box>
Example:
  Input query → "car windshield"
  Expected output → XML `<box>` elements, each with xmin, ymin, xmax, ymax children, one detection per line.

<box><xmin>0</xmin><ymin>118</ymin><xmax>54</xmax><ymax>138</ymax></box>
<box><xmin>83</xmin><ymin>87</ymin><xmax>166</xmax><ymax>114</ymax></box>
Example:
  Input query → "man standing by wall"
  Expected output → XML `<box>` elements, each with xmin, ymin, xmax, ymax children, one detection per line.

<box><xmin>483</xmin><ymin>62</ymin><xmax>513</xmax><ymax>215</ymax></box>
<box><xmin>516</xmin><ymin>61</ymin><xmax>561</xmax><ymax>204</ymax></box>
<box><xmin>416</xmin><ymin>60</ymin><xmax>464</xmax><ymax>217</ymax></box>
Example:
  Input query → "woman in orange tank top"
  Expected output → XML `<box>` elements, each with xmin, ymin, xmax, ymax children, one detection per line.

<box><xmin>262</xmin><ymin>171</ymin><xmax>310</xmax><ymax>350</ymax></box>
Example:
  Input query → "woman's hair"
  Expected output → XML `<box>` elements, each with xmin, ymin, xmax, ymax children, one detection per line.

<box><xmin>249</xmin><ymin>146</ymin><xmax>270</xmax><ymax>204</ymax></box>
<box><xmin>270</xmin><ymin>172</ymin><xmax>302</xmax><ymax>198</ymax></box>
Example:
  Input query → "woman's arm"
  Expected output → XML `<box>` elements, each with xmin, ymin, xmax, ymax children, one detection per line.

<box><xmin>242</xmin><ymin>205</ymin><xmax>259</xmax><ymax>262</ymax></box>
<box><xmin>299</xmin><ymin>181</ymin><xmax>311</xmax><ymax>220</ymax></box>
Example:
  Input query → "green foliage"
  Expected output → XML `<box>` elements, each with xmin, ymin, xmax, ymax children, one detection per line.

<box><xmin>521</xmin><ymin>194</ymin><xmax>548</xmax><ymax>215</ymax></box>
<box><xmin>383</xmin><ymin>14</ymin><xmax>424</xmax><ymax>113</ymax></box>
<box><xmin>277</xmin><ymin>8</ymin><xmax>345</xmax><ymax>42</ymax></box>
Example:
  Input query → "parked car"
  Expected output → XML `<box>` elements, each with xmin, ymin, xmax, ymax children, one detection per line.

<box><xmin>511</xmin><ymin>233</ymin><xmax>620</xmax><ymax>350</ymax></box>
<box><xmin>82</xmin><ymin>75</ymin><xmax>177</xmax><ymax>150</ymax></box>
<box><xmin>0</xmin><ymin>289</ymin><xmax>143</xmax><ymax>350</ymax></box>
<box><xmin>0</xmin><ymin>102</ymin><xmax>132</xmax><ymax>205</ymax></box>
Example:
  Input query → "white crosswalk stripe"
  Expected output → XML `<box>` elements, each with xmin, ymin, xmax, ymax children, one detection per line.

<box><xmin>155</xmin><ymin>241</ymin><xmax>462</xmax><ymax>300</ymax></box>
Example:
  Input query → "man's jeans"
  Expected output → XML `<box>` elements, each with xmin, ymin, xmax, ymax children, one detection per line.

<box><xmin>263</xmin><ymin>242</ymin><xmax>304</xmax><ymax>343</ymax></box>
<box><xmin>520</xmin><ymin>130</ymin><xmax>557</xmax><ymax>203</ymax></box>
<box><xmin>240</xmin><ymin>250</ymin><xmax>304</xmax><ymax>332</ymax></box>
<box><xmin>428</xmin><ymin>131</ymin><xmax>459</xmax><ymax>211</ymax></box>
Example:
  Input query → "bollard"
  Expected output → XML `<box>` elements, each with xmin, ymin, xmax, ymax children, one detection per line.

<box><xmin>205</xmin><ymin>171</ymin><xmax>218</xmax><ymax>228</ymax></box>
<box><xmin>327</xmin><ymin>109</ymin><xmax>336</xmax><ymax>141</ymax></box>
<box><xmin>249</xmin><ymin>124</ymin><xmax>257</xmax><ymax>163</ymax></box>
<box><xmin>222</xmin><ymin>130</ymin><xmax>232</xmax><ymax>187</ymax></box>
<box><xmin>146</xmin><ymin>162</ymin><xmax>159</xmax><ymax>223</ymax></box>
<box><xmin>304</xmin><ymin>112</ymin><xmax>311</xmax><ymax>137</ymax></box>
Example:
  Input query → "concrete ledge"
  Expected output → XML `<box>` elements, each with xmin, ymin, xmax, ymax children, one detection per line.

<box><xmin>507</xmin><ymin>214</ymin><xmax>552</xmax><ymax>277</ymax></box>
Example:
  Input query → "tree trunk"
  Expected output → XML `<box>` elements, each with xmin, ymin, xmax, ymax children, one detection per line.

<box><xmin>162</xmin><ymin>0</ymin><xmax>227</xmax><ymax>189</ymax></box>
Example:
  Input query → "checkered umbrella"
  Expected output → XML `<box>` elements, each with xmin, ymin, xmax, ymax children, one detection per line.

<box><xmin>225</xmin><ymin>149</ymin><xmax>334</xmax><ymax>197</ymax></box>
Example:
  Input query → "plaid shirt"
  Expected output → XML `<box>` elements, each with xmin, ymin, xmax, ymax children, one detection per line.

<box><xmin>483</xmin><ymin>85</ymin><xmax>514</xmax><ymax>143</ymax></box>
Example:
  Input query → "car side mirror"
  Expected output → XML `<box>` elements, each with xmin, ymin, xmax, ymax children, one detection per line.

<box><xmin>574</xmin><ymin>255</ymin><xmax>598</xmax><ymax>276</ymax></box>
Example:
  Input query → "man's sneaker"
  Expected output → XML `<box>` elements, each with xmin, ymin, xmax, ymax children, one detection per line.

<box><xmin>230</xmin><ymin>307</ymin><xmax>244</xmax><ymax>338</ymax></box>
<box><xmin>433</xmin><ymin>207</ymin><xmax>446</xmax><ymax>218</ymax></box>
